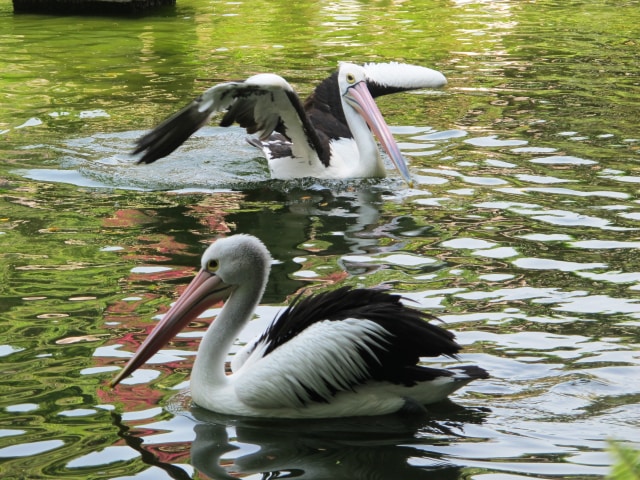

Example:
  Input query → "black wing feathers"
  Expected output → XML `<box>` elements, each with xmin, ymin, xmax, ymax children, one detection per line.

<box><xmin>134</xmin><ymin>95</ymin><xmax>213</xmax><ymax>164</ymax></box>
<box><xmin>133</xmin><ymin>82</ymin><xmax>329</xmax><ymax>165</ymax></box>
<box><xmin>261</xmin><ymin>287</ymin><xmax>463</xmax><ymax>387</ymax></box>
<box><xmin>304</xmin><ymin>72</ymin><xmax>352</xmax><ymax>142</ymax></box>
<box><xmin>219</xmin><ymin>85</ymin><xmax>274</xmax><ymax>136</ymax></box>
<box><xmin>364</xmin><ymin>80</ymin><xmax>410</xmax><ymax>99</ymax></box>
<box><xmin>221</xmin><ymin>87</ymin><xmax>330</xmax><ymax>165</ymax></box>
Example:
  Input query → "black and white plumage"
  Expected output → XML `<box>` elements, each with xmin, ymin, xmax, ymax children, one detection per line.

<box><xmin>111</xmin><ymin>234</ymin><xmax>487</xmax><ymax>418</ymax></box>
<box><xmin>132</xmin><ymin>62</ymin><xmax>447</xmax><ymax>185</ymax></box>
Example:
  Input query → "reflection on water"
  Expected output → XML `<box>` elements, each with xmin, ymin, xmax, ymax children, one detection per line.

<box><xmin>109</xmin><ymin>387</ymin><xmax>617</xmax><ymax>479</ymax></box>
<box><xmin>111</xmin><ymin>392</ymin><xmax>489</xmax><ymax>480</ymax></box>
<box><xmin>1</xmin><ymin>0</ymin><xmax>640</xmax><ymax>478</ymax></box>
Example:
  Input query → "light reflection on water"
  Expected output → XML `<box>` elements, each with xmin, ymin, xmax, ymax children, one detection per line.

<box><xmin>1</xmin><ymin>0</ymin><xmax>640</xmax><ymax>478</ymax></box>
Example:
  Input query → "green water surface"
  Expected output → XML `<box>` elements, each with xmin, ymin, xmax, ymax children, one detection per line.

<box><xmin>1</xmin><ymin>1</ymin><xmax>639</xmax><ymax>479</ymax></box>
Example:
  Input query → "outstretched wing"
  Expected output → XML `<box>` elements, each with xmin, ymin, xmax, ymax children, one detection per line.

<box><xmin>133</xmin><ymin>73</ymin><xmax>324</xmax><ymax>165</ymax></box>
<box><xmin>232</xmin><ymin>287</ymin><xmax>463</xmax><ymax>409</ymax></box>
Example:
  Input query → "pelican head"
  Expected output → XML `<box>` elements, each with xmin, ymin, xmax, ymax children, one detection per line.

<box><xmin>337</xmin><ymin>62</ymin><xmax>447</xmax><ymax>187</ymax></box>
<box><xmin>199</xmin><ymin>234</ymin><xmax>272</xmax><ymax>288</ymax></box>
<box><xmin>111</xmin><ymin>235</ymin><xmax>271</xmax><ymax>387</ymax></box>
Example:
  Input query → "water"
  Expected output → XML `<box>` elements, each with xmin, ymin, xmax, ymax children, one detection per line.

<box><xmin>1</xmin><ymin>0</ymin><xmax>639</xmax><ymax>478</ymax></box>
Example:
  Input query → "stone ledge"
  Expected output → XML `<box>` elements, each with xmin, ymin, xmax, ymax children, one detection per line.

<box><xmin>13</xmin><ymin>0</ymin><xmax>176</xmax><ymax>15</ymax></box>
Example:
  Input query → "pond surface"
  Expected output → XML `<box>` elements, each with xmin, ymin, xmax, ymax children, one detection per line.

<box><xmin>1</xmin><ymin>0</ymin><xmax>639</xmax><ymax>478</ymax></box>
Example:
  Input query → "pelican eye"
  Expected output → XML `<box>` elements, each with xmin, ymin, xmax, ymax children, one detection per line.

<box><xmin>206</xmin><ymin>259</ymin><xmax>219</xmax><ymax>272</ymax></box>
<box><xmin>346</xmin><ymin>73</ymin><xmax>356</xmax><ymax>84</ymax></box>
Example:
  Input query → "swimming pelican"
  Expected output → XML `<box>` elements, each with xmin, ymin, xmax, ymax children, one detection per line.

<box><xmin>111</xmin><ymin>234</ymin><xmax>487</xmax><ymax>418</ymax></box>
<box><xmin>132</xmin><ymin>62</ymin><xmax>447</xmax><ymax>185</ymax></box>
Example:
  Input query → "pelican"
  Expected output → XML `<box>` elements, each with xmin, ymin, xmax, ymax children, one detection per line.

<box><xmin>132</xmin><ymin>62</ymin><xmax>447</xmax><ymax>185</ymax></box>
<box><xmin>111</xmin><ymin>234</ymin><xmax>487</xmax><ymax>418</ymax></box>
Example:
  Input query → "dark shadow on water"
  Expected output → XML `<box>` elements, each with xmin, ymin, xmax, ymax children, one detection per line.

<box><xmin>112</xmin><ymin>411</ymin><xmax>193</xmax><ymax>480</ymax></box>
<box><xmin>114</xmin><ymin>398</ymin><xmax>489</xmax><ymax>480</ymax></box>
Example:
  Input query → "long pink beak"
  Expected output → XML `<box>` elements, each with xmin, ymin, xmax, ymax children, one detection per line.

<box><xmin>344</xmin><ymin>81</ymin><xmax>413</xmax><ymax>187</ymax></box>
<box><xmin>110</xmin><ymin>270</ymin><xmax>231</xmax><ymax>387</ymax></box>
